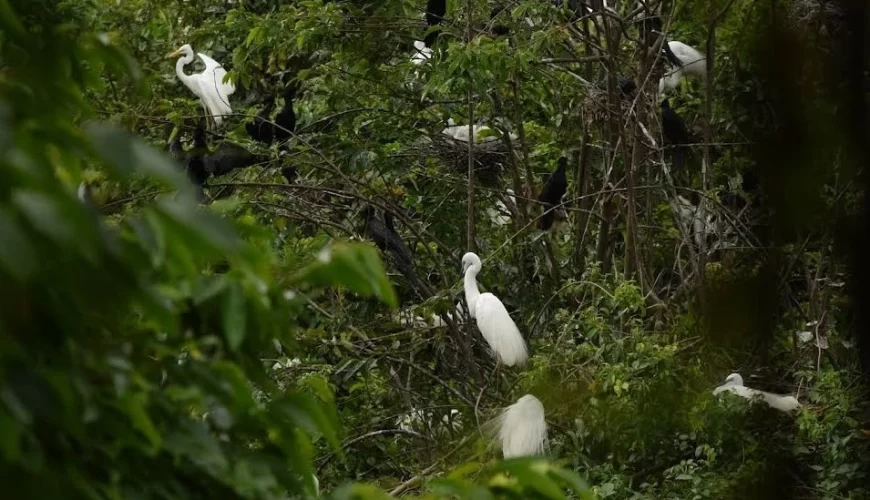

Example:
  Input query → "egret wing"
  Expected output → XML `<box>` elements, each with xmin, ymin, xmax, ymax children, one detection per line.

<box><xmin>668</xmin><ymin>42</ymin><xmax>706</xmax><ymax>75</ymax></box>
<box><xmin>498</xmin><ymin>395</ymin><xmax>547</xmax><ymax>458</ymax></box>
<box><xmin>194</xmin><ymin>75</ymin><xmax>231</xmax><ymax>126</ymax></box>
<box><xmin>198</xmin><ymin>52</ymin><xmax>236</xmax><ymax>96</ymax></box>
<box><xmin>474</xmin><ymin>293</ymin><xmax>528</xmax><ymax>367</ymax></box>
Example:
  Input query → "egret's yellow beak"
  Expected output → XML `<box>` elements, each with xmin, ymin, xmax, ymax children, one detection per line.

<box><xmin>166</xmin><ymin>48</ymin><xmax>183</xmax><ymax>59</ymax></box>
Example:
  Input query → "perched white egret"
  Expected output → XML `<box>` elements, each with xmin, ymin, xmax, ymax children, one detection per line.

<box><xmin>397</xmin><ymin>408</ymin><xmax>462</xmax><ymax>433</ymax></box>
<box><xmin>76</xmin><ymin>182</ymin><xmax>91</xmax><ymax>203</ymax></box>
<box><xmin>713</xmin><ymin>373</ymin><xmax>802</xmax><ymax>413</ymax></box>
<box><xmin>498</xmin><ymin>394</ymin><xmax>547</xmax><ymax>458</ymax></box>
<box><xmin>395</xmin><ymin>302</ymin><xmax>465</xmax><ymax>328</ymax></box>
<box><xmin>410</xmin><ymin>40</ymin><xmax>433</xmax><ymax>65</ymax></box>
<box><xmin>461</xmin><ymin>252</ymin><xmax>529</xmax><ymax>367</ymax></box>
<box><xmin>442</xmin><ymin>118</ymin><xmax>518</xmax><ymax>143</ymax></box>
<box><xmin>668</xmin><ymin>41</ymin><xmax>707</xmax><ymax>76</ymax></box>
<box><xmin>658</xmin><ymin>41</ymin><xmax>706</xmax><ymax>95</ymax></box>
<box><xmin>167</xmin><ymin>44</ymin><xmax>236</xmax><ymax>127</ymax></box>
<box><xmin>658</xmin><ymin>66</ymin><xmax>684</xmax><ymax>95</ymax></box>
<box><xmin>487</xmin><ymin>188</ymin><xmax>516</xmax><ymax>227</ymax></box>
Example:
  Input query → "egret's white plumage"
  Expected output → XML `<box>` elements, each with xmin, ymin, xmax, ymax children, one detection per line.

<box><xmin>442</xmin><ymin>118</ymin><xmax>518</xmax><ymax>144</ymax></box>
<box><xmin>498</xmin><ymin>394</ymin><xmax>547</xmax><ymax>458</ymax></box>
<box><xmin>658</xmin><ymin>66</ymin><xmax>684</xmax><ymax>95</ymax></box>
<box><xmin>168</xmin><ymin>44</ymin><xmax>235</xmax><ymax>127</ymax></box>
<box><xmin>76</xmin><ymin>182</ymin><xmax>89</xmax><ymax>203</ymax></box>
<box><xmin>462</xmin><ymin>252</ymin><xmax>529</xmax><ymax>367</ymax></box>
<box><xmin>394</xmin><ymin>302</ymin><xmax>464</xmax><ymax>328</ymax></box>
<box><xmin>658</xmin><ymin>41</ymin><xmax>706</xmax><ymax>95</ymax></box>
<box><xmin>713</xmin><ymin>373</ymin><xmax>802</xmax><ymax>413</ymax></box>
<box><xmin>410</xmin><ymin>40</ymin><xmax>433</xmax><ymax>65</ymax></box>
<box><xmin>397</xmin><ymin>407</ymin><xmax>462</xmax><ymax>433</ymax></box>
<box><xmin>487</xmin><ymin>189</ymin><xmax>516</xmax><ymax>227</ymax></box>
<box><xmin>668</xmin><ymin>41</ymin><xmax>707</xmax><ymax>76</ymax></box>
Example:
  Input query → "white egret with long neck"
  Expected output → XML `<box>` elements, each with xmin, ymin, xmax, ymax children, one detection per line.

<box><xmin>713</xmin><ymin>373</ymin><xmax>801</xmax><ymax>413</ymax></box>
<box><xmin>658</xmin><ymin>41</ymin><xmax>706</xmax><ymax>95</ymax></box>
<box><xmin>167</xmin><ymin>44</ymin><xmax>235</xmax><ymax>128</ymax></box>
<box><xmin>498</xmin><ymin>394</ymin><xmax>547</xmax><ymax>458</ymax></box>
<box><xmin>461</xmin><ymin>252</ymin><xmax>528</xmax><ymax>367</ymax></box>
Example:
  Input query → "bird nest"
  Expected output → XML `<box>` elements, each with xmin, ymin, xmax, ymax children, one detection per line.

<box><xmin>424</xmin><ymin>133</ymin><xmax>512</xmax><ymax>185</ymax></box>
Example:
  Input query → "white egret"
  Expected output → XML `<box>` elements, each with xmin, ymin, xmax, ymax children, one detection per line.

<box><xmin>397</xmin><ymin>408</ymin><xmax>461</xmax><ymax>433</ymax></box>
<box><xmin>658</xmin><ymin>41</ymin><xmax>706</xmax><ymax>94</ymax></box>
<box><xmin>498</xmin><ymin>394</ymin><xmax>547</xmax><ymax>458</ymax></box>
<box><xmin>442</xmin><ymin>118</ymin><xmax>518</xmax><ymax>143</ymax></box>
<box><xmin>668</xmin><ymin>41</ymin><xmax>706</xmax><ymax>76</ymax></box>
<box><xmin>487</xmin><ymin>188</ymin><xmax>516</xmax><ymax>227</ymax></box>
<box><xmin>658</xmin><ymin>66</ymin><xmax>684</xmax><ymax>94</ymax></box>
<box><xmin>167</xmin><ymin>44</ymin><xmax>236</xmax><ymax>128</ymax></box>
<box><xmin>713</xmin><ymin>373</ymin><xmax>802</xmax><ymax>414</ymax></box>
<box><xmin>76</xmin><ymin>182</ymin><xmax>91</xmax><ymax>203</ymax></box>
<box><xmin>410</xmin><ymin>40</ymin><xmax>433</xmax><ymax>65</ymax></box>
<box><xmin>461</xmin><ymin>252</ymin><xmax>529</xmax><ymax>367</ymax></box>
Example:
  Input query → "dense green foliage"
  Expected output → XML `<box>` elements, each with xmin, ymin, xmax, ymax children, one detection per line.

<box><xmin>2</xmin><ymin>0</ymin><xmax>869</xmax><ymax>499</ymax></box>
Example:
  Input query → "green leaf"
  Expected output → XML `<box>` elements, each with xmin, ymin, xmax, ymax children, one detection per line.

<box><xmin>274</xmin><ymin>393</ymin><xmax>341</xmax><ymax>453</ymax></box>
<box><xmin>222</xmin><ymin>282</ymin><xmax>246</xmax><ymax>351</ymax></box>
<box><xmin>13</xmin><ymin>191</ymin><xmax>74</xmax><ymax>245</ymax></box>
<box><xmin>0</xmin><ymin>0</ymin><xmax>25</xmax><ymax>39</ymax></box>
<box><xmin>156</xmin><ymin>198</ymin><xmax>240</xmax><ymax>253</ymax></box>
<box><xmin>496</xmin><ymin>459</ymin><xmax>566</xmax><ymax>500</ymax></box>
<box><xmin>83</xmin><ymin>121</ymin><xmax>192</xmax><ymax>194</ymax></box>
<box><xmin>548</xmin><ymin>468</ymin><xmax>593</xmax><ymax>499</ymax></box>
<box><xmin>330</xmin><ymin>483</ymin><xmax>393</xmax><ymax>500</ymax></box>
<box><xmin>292</xmin><ymin>242</ymin><xmax>397</xmax><ymax>307</ymax></box>
<box><xmin>164</xmin><ymin>419</ymin><xmax>228</xmax><ymax>477</ymax></box>
<box><xmin>0</xmin><ymin>207</ymin><xmax>35</xmax><ymax>280</ymax></box>
<box><xmin>120</xmin><ymin>394</ymin><xmax>161</xmax><ymax>452</ymax></box>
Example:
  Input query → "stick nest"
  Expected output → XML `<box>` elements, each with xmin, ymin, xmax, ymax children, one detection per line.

<box><xmin>424</xmin><ymin>133</ymin><xmax>512</xmax><ymax>185</ymax></box>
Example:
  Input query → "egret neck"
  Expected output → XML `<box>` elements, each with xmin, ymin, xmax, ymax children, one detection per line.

<box><xmin>463</xmin><ymin>266</ymin><xmax>480</xmax><ymax>317</ymax></box>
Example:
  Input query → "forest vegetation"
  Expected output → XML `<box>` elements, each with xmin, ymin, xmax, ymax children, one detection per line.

<box><xmin>2</xmin><ymin>0</ymin><xmax>870</xmax><ymax>498</ymax></box>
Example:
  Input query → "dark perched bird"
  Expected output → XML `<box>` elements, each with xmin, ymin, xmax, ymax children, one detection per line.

<box><xmin>361</xmin><ymin>205</ymin><xmax>425</xmax><ymax>299</ymax></box>
<box><xmin>281</xmin><ymin>165</ymin><xmax>298</xmax><ymax>184</ymax></box>
<box><xmin>274</xmin><ymin>84</ymin><xmax>297</xmax><ymax>145</ymax></box>
<box><xmin>537</xmin><ymin>157</ymin><xmax>569</xmax><ymax>230</ymax></box>
<box><xmin>187</xmin><ymin>125</ymin><xmax>210</xmax><ymax>199</ymax></box>
<box><xmin>661</xmin><ymin>99</ymin><xmax>690</xmax><ymax>144</ymax></box>
<box><xmin>596</xmin><ymin>76</ymin><xmax>637</xmax><ymax>98</ymax></box>
<box><xmin>168</xmin><ymin>124</ymin><xmax>210</xmax><ymax>201</ymax></box>
<box><xmin>205</xmin><ymin>143</ymin><xmax>267</xmax><ymax>177</ymax></box>
<box><xmin>661</xmin><ymin>99</ymin><xmax>690</xmax><ymax>171</ymax></box>
<box><xmin>617</xmin><ymin>77</ymin><xmax>637</xmax><ymax>97</ymax></box>
<box><xmin>424</xmin><ymin>0</ymin><xmax>446</xmax><ymax>47</ymax></box>
<box><xmin>635</xmin><ymin>16</ymin><xmax>683</xmax><ymax>67</ymax></box>
<box><xmin>245</xmin><ymin>97</ymin><xmax>275</xmax><ymax>145</ymax></box>
<box><xmin>490</xmin><ymin>5</ymin><xmax>511</xmax><ymax>36</ymax></box>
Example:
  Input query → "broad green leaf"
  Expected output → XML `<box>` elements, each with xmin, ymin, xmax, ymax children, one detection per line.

<box><xmin>223</xmin><ymin>282</ymin><xmax>247</xmax><ymax>351</ymax></box>
<box><xmin>330</xmin><ymin>483</ymin><xmax>393</xmax><ymax>500</ymax></box>
<box><xmin>157</xmin><ymin>198</ymin><xmax>240</xmax><ymax>253</ymax></box>
<box><xmin>292</xmin><ymin>242</ymin><xmax>397</xmax><ymax>307</ymax></box>
<box><xmin>164</xmin><ymin>420</ymin><xmax>229</xmax><ymax>477</ymax></box>
<box><xmin>83</xmin><ymin>121</ymin><xmax>192</xmax><ymax>194</ymax></box>
<box><xmin>496</xmin><ymin>458</ymin><xmax>565</xmax><ymax>500</ymax></box>
<box><xmin>13</xmin><ymin>190</ymin><xmax>74</xmax><ymax>245</ymax></box>
<box><xmin>0</xmin><ymin>0</ymin><xmax>25</xmax><ymax>39</ymax></box>
<box><xmin>0</xmin><ymin>207</ymin><xmax>35</xmax><ymax>280</ymax></box>
<box><xmin>548</xmin><ymin>468</ymin><xmax>593</xmax><ymax>499</ymax></box>
<box><xmin>274</xmin><ymin>393</ymin><xmax>341</xmax><ymax>453</ymax></box>
<box><xmin>120</xmin><ymin>394</ymin><xmax>161</xmax><ymax>452</ymax></box>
